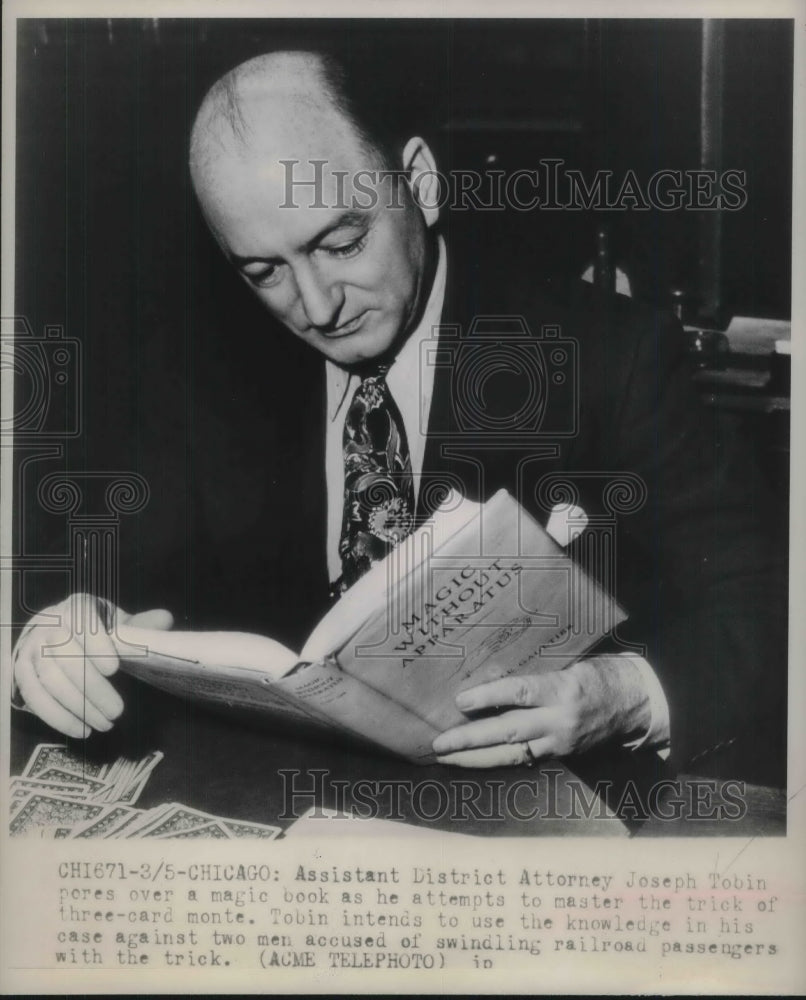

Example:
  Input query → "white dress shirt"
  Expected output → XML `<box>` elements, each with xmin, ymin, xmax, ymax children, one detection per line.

<box><xmin>323</xmin><ymin>235</ymin><xmax>669</xmax><ymax>751</ymax></box>
<box><xmin>325</xmin><ymin>234</ymin><xmax>449</xmax><ymax>582</ymax></box>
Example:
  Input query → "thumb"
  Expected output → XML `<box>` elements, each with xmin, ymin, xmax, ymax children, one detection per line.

<box><xmin>124</xmin><ymin>608</ymin><xmax>174</xmax><ymax>631</ymax></box>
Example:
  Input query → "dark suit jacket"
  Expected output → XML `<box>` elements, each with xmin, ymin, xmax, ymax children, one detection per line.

<box><xmin>18</xmin><ymin>227</ymin><xmax>787</xmax><ymax>784</ymax></box>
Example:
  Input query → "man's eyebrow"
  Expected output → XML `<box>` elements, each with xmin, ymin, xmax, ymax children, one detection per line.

<box><xmin>229</xmin><ymin>210</ymin><xmax>369</xmax><ymax>267</ymax></box>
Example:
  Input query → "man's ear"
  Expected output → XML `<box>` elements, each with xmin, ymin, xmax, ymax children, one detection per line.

<box><xmin>400</xmin><ymin>136</ymin><xmax>440</xmax><ymax>227</ymax></box>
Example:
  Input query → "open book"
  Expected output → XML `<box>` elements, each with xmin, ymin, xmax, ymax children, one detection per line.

<box><xmin>112</xmin><ymin>490</ymin><xmax>625</xmax><ymax>763</ymax></box>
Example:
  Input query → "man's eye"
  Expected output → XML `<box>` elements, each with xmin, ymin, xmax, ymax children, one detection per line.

<box><xmin>244</xmin><ymin>264</ymin><xmax>281</xmax><ymax>288</ymax></box>
<box><xmin>322</xmin><ymin>234</ymin><xmax>368</xmax><ymax>259</ymax></box>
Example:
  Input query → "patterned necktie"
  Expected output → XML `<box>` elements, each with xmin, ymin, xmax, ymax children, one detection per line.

<box><xmin>335</xmin><ymin>364</ymin><xmax>415</xmax><ymax>595</ymax></box>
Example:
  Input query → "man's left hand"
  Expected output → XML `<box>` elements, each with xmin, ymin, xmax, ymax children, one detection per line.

<box><xmin>432</xmin><ymin>655</ymin><xmax>652</xmax><ymax>768</ymax></box>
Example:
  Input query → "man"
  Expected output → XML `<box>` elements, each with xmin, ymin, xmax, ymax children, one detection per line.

<box><xmin>13</xmin><ymin>49</ymin><xmax>786</xmax><ymax>779</ymax></box>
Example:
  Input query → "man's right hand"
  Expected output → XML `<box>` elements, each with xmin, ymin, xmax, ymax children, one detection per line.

<box><xmin>12</xmin><ymin>593</ymin><xmax>173</xmax><ymax>738</ymax></box>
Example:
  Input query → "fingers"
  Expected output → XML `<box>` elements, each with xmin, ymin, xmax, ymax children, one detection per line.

<box><xmin>13</xmin><ymin>596</ymin><xmax>126</xmax><ymax>736</ymax></box>
<box><xmin>14</xmin><ymin>651</ymin><xmax>91</xmax><ymax>739</ymax></box>
<box><xmin>13</xmin><ymin>598</ymin><xmax>174</xmax><ymax>740</ymax></box>
<box><xmin>125</xmin><ymin>608</ymin><xmax>174</xmax><ymax>631</ymax></box>
<box><xmin>455</xmin><ymin>675</ymin><xmax>543</xmax><ymax>714</ymax></box>
<box><xmin>525</xmin><ymin>737</ymin><xmax>554</xmax><ymax>761</ymax></box>
<box><xmin>436</xmin><ymin>736</ymin><xmax>555</xmax><ymax>769</ymax></box>
<box><xmin>438</xmin><ymin>663</ymin><xmax>621</xmax><ymax>765</ymax></box>
<box><xmin>432</xmin><ymin>707</ymin><xmax>555</xmax><ymax>756</ymax></box>
<box><xmin>45</xmin><ymin>647</ymin><xmax>124</xmax><ymax>723</ymax></box>
<box><xmin>437</xmin><ymin>743</ymin><xmax>532</xmax><ymax>769</ymax></box>
<box><xmin>33</xmin><ymin>622</ymin><xmax>122</xmax><ymax>706</ymax></box>
<box><xmin>32</xmin><ymin>642</ymin><xmax>116</xmax><ymax>732</ymax></box>
<box><xmin>32</xmin><ymin>633</ymin><xmax>123</xmax><ymax>729</ymax></box>
<box><xmin>80</xmin><ymin>625</ymin><xmax>121</xmax><ymax>678</ymax></box>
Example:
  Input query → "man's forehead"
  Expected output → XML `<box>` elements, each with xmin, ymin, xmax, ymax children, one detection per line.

<box><xmin>195</xmin><ymin>105</ymin><xmax>381</xmax><ymax>204</ymax></box>
<box><xmin>201</xmin><ymin>152</ymin><xmax>387</xmax><ymax>259</ymax></box>
<box><xmin>200</xmin><ymin>145</ymin><xmax>383</xmax><ymax>226</ymax></box>
<box><xmin>193</xmin><ymin>122</ymin><xmax>401</xmax><ymax>257</ymax></box>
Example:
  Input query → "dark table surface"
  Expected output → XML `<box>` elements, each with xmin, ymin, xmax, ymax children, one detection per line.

<box><xmin>9</xmin><ymin>673</ymin><xmax>786</xmax><ymax>839</ymax></box>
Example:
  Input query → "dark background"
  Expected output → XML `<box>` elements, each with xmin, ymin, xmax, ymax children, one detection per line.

<box><xmin>8</xmin><ymin>18</ymin><xmax>794</xmax><ymax>804</ymax></box>
<box><xmin>12</xmin><ymin>16</ymin><xmax>793</xmax><ymax>623</ymax></box>
<box><xmin>15</xmin><ymin>18</ymin><xmax>794</xmax><ymax>327</ymax></box>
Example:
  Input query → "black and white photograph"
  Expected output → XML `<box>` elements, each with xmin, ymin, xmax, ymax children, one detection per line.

<box><xmin>1</xmin><ymin>1</ymin><xmax>803</xmax><ymax>994</ymax></box>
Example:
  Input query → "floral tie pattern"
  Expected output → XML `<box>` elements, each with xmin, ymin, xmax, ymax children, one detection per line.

<box><xmin>336</xmin><ymin>365</ymin><xmax>415</xmax><ymax>594</ymax></box>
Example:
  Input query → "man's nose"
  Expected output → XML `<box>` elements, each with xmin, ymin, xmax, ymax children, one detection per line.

<box><xmin>294</xmin><ymin>262</ymin><xmax>344</xmax><ymax>329</ymax></box>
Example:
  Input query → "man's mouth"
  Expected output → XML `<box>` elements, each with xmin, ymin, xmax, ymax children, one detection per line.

<box><xmin>322</xmin><ymin>312</ymin><xmax>368</xmax><ymax>338</ymax></box>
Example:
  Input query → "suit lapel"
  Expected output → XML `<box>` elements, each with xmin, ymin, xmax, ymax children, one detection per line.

<box><xmin>417</xmin><ymin>237</ymin><xmax>566</xmax><ymax>525</ymax></box>
<box><xmin>417</xmin><ymin>256</ymin><xmax>465</xmax><ymax>520</ymax></box>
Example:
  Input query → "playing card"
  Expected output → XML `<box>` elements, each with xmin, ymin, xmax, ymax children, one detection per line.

<box><xmin>34</xmin><ymin>826</ymin><xmax>73</xmax><ymax>839</ymax></box>
<box><xmin>219</xmin><ymin>818</ymin><xmax>282</xmax><ymax>839</ymax></box>
<box><xmin>153</xmin><ymin>820</ymin><xmax>233</xmax><ymax>839</ymax></box>
<box><xmin>121</xmin><ymin>804</ymin><xmax>174</xmax><ymax>838</ymax></box>
<box><xmin>9</xmin><ymin>792</ymin><xmax>107</xmax><ymax>837</ymax></box>
<box><xmin>9</xmin><ymin>788</ymin><xmax>34</xmax><ymax>817</ymax></box>
<box><xmin>22</xmin><ymin>744</ymin><xmax>105</xmax><ymax>781</ymax></box>
<box><xmin>12</xmin><ymin>745</ymin><xmax>270</xmax><ymax>841</ymax></box>
<box><xmin>101</xmin><ymin>758</ymin><xmax>123</xmax><ymax>785</ymax></box>
<box><xmin>70</xmin><ymin>804</ymin><xmax>141</xmax><ymax>839</ymax></box>
<box><xmin>95</xmin><ymin>758</ymin><xmax>133</xmax><ymax>803</ymax></box>
<box><xmin>136</xmin><ymin>803</ymin><xmax>225</xmax><ymax>838</ymax></box>
<box><xmin>130</xmin><ymin>749</ymin><xmax>164</xmax><ymax>784</ymax></box>
<box><xmin>116</xmin><ymin>767</ymin><xmax>159</xmax><ymax>805</ymax></box>
<box><xmin>10</xmin><ymin>776</ymin><xmax>91</xmax><ymax>806</ymax></box>
<box><xmin>36</xmin><ymin>767</ymin><xmax>110</xmax><ymax>798</ymax></box>
<box><xmin>102</xmin><ymin>809</ymin><xmax>147</xmax><ymax>838</ymax></box>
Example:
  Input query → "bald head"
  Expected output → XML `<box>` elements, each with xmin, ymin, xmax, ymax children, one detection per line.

<box><xmin>189</xmin><ymin>50</ymin><xmax>388</xmax><ymax>196</ymax></box>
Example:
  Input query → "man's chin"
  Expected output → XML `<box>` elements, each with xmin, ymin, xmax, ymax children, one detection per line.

<box><xmin>313</xmin><ymin>323</ymin><xmax>399</xmax><ymax>367</ymax></box>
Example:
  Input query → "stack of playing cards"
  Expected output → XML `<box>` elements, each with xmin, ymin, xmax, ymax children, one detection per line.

<box><xmin>9</xmin><ymin>743</ymin><xmax>281</xmax><ymax>839</ymax></box>
<box><xmin>104</xmin><ymin>802</ymin><xmax>282</xmax><ymax>839</ymax></box>
<box><xmin>9</xmin><ymin>743</ymin><xmax>164</xmax><ymax>838</ymax></box>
